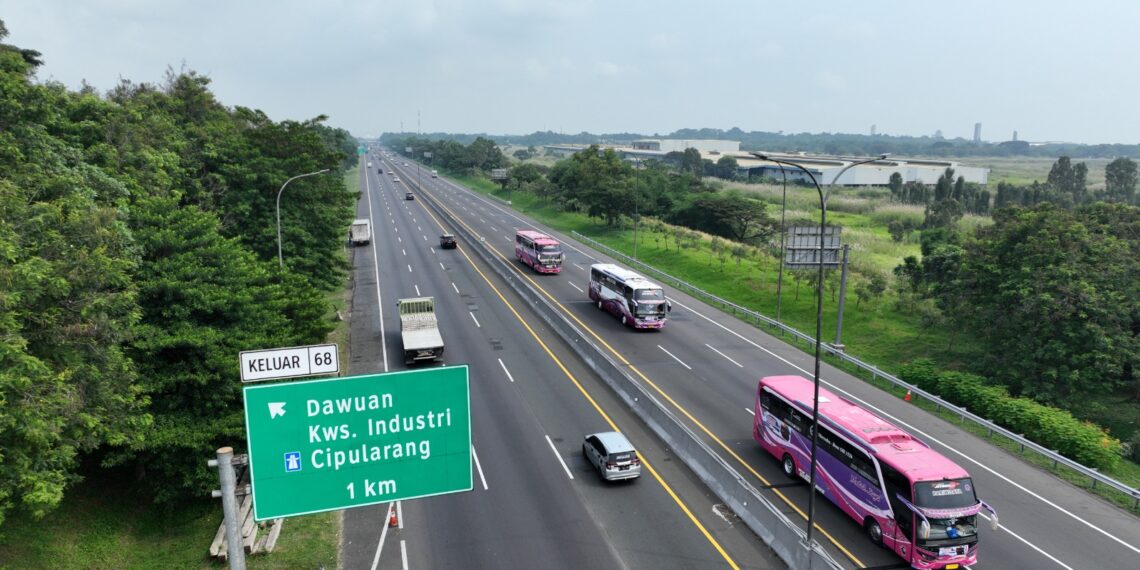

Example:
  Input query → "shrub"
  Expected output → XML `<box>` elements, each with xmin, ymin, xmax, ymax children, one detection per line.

<box><xmin>899</xmin><ymin>360</ymin><xmax>1124</xmax><ymax>470</ymax></box>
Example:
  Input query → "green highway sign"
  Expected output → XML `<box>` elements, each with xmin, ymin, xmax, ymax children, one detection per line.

<box><xmin>243</xmin><ymin>366</ymin><xmax>472</xmax><ymax>520</ymax></box>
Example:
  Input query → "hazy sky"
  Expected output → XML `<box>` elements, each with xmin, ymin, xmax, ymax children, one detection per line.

<box><xmin>3</xmin><ymin>0</ymin><xmax>1137</xmax><ymax>144</ymax></box>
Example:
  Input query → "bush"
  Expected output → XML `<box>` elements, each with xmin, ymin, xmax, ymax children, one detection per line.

<box><xmin>899</xmin><ymin>360</ymin><xmax>1124</xmax><ymax>470</ymax></box>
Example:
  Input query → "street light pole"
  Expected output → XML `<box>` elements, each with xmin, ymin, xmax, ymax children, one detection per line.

<box><xmin>276</xmin><ymin>168</ymin><xmax>330</xmax><ymax>269</ymax></box>
<box><xmin>775</xmin><ymin>163</ymin><xmax>788</xmax><ymax>323</ymax></box>
<box><xmin>752</xmin><ymin>152</ymin><xmax>885</xmax><ymax>551</ymax></box>
<box><xmin>633</xmin><ymin>157</ymin><xmax>642</xmax><ymax>260</ymax></box>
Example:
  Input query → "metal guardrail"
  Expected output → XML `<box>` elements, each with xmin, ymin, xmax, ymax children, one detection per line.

<box><xmin>571</xmin><ymin>231</ymin><xmax>1140</xmax><ymax>510</ymax></box>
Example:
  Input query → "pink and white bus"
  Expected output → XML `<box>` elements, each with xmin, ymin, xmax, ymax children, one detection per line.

<box><xmin>588</xmin><ymin>264</ymin><xmax>670</xmax><ymax>329</ymax></box>
<box><xmin>515</xmin><ymin>230</ymin><xmax>564</xmax><ymax>274</ymax></box>
<box><xmin>754</xmin><ymin>376</ymin><xmax>998</xmax><ymax>570</ymax></box>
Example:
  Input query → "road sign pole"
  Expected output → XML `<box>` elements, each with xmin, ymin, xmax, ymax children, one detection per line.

<box><xmin>211</xmin><ymin>447</ymin><xmax>247</xmax><ymax>570</ymax></box>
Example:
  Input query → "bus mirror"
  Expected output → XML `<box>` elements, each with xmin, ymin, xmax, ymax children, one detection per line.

<box><xmin>989</xmin><ymin>514</ymin><xmax>999</xmax><ymax>531</ymax></box>
<box><xmin>918</xmin><ymin>519</ymin><xmax>930</xmax><ymax>540</ymax></box>
<box><xmin>666</xmin><ymin>302</ymin><xmax>672</xmax><ymax>313</ymax></box>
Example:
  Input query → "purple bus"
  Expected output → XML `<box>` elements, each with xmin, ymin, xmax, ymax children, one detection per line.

<box><xmin>754</xmin><ymin>376</ymin><xmax>998</xmax><ymax>569</ymax></box>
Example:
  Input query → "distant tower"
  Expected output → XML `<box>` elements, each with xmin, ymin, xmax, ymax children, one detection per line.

<box><xmin>870</xmin><ymin>124</ymin><xmax>877</xmax><ymax>136</ymax></box>
<box><xmin>973</xmin><ymin>122</ymin><xmax>982</xmax><ymax>143</ymax></box>
<box><xmin>934</xmin><ymin>129</ymin><xmax>944</xmax><ymax>139</ymax></box>
<box><xmin>1012</xmin><ymin>130</ymin><xmax>1018</xmax><ymax>141</ymax></box>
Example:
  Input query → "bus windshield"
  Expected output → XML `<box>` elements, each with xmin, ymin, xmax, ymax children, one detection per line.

<box><xmin>914</xmin><ymin>479</ymin><xmax>977</xmax><ymax>510</ymax></box>
<box><xmin>538</xmin><ymin>245</ymin><xmax>562</xmax><ymax>256</ymax></box>
<box><xmin>634</xmin><ymin>288</ymin><xmax>664</xmax><ymax>301</ymax></box>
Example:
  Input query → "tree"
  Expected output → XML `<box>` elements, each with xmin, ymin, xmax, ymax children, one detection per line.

<box><xmin>680</xmin><ymin>147</ymin><xmax>703</xmax><ymax>175</ymax></box>
<box><xmin>1104</xmin><ymin>157</ymin><xmax>1138</xmax><ymax>204</ymax></box>
<box><xmin>854</xmin><ymin>271</ymin><xmax>888</xmax><ymax>307</ymax></box>
<box><xmin>932</xmin><ymin>203</ymin><xmax>1140</xmax><ymax>403</ymax></box>
<box><xmin>668</xmin><ymin>192</ymin><xmax>776</xmax><ymax>244</ymax></box>
<box><xmin>888</xmin><ymin>172</ymin><xmax>903</xmax><ymax>201</ymax></box>
<box><xmin>715</xmin><ymin>155</ymin><xmax>739</xmax><ymax>179</ymax></box>
<box><xmin>1046</xmin><ymin>156</ymin><xmax>1089</xmax><ymax>205</ymax></box>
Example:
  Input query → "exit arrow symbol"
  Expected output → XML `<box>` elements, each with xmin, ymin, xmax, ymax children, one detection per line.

<box><xmin>268</xmin><ymin>402</ymin><xmax>286</xmax><ymax>419</ymax></box>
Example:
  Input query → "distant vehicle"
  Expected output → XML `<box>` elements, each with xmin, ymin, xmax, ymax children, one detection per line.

<box><xmin>588</xmin><ymin>263</ymin><xmax>670</xmax><ymax>329</ymax></box>
<box><xmin>349</xmin><ymin>219</ymin><xmax>371</xmax><ymax>246</ymax></box>
<box><xmin>431</xmin><ymin>170</ymin><xmax>438</xmax><ymax>178</ymax></box>
<box><xmin>393</xmin><ymin>177</ymin><xmax>400</xmax><ymax>182</ymax></box>
<box><xmin>754</xmin><ymin>375</ymin><xmax>998</xmax><ymax>569</ymax></box>
<box><xmin>367</xmin><ymin>161</ymin><xmax>373</xmax><ymax>168</ymax></box>
<box><xmin>397</xmin><ymin>297</ymin><xmax>444</xmax><ymax>365</ymax></box>
<box><xmin>403</xmin><ymin>162</ymin><xmax>409</xmax><ymax>166</ymax></box>
<box><xmin>405</xmin><ymin>192</ymin><xmax>414</xmax><ymax>200</ymax></box>
<box><xmin>582</xmin><ymin>432</ymin><xmax>641</xmax><ymax>481</ymax></box>
<box><xmin>439</xmin><ymin>234</ymin><xmax>457</xmax><ymax>249</ymax></box>
<box><xmin>378</xmin><ymin>166</ymin><xmax>383</xmax><ymax>173</ymax></box>
<box><xmin>515</xmin><ymin>230</ymin><xmax>564</xmax><ymax>274</ymax></box>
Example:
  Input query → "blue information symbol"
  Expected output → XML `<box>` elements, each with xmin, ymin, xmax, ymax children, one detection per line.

<box><xmin>284</xmin><ymin>451</ymin><xmax>302</xmax><ymax>472</ymax></box>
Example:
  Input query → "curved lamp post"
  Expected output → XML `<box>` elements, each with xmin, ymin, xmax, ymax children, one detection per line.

<box><xmin>277</xmin><ymin>168</ymin><xmax>330</xmax><ymax>269</ymax></box>
<box><xmin>751</xmin><ymin>152</ymin><xmax>887</xmax><ymax>549</ymax></box>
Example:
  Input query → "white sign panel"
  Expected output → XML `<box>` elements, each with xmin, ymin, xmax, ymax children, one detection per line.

<box><xmin>240</xmin><ymin>344</ymin><xmax>339</xmax><ymax>383</ymax></box>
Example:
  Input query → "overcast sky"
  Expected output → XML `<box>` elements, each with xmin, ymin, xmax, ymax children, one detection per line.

<box><xmin>3</xmin><ymin>0</ymin><xmax>1137</xmax><ymax>144</ymax></box>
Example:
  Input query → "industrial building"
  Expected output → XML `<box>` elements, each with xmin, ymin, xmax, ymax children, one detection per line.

<box><xmin>543</xmin><ymin>141</ymin><xmax>990</xmax><ymax>186</ymax></box>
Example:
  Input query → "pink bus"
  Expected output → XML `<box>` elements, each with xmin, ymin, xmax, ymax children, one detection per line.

<box><xmin>515</xmin><ymin>230</ymin><xmax>564</xmax><ymax>274</ymax></box>
<box><xmin>754</xmin><ymin>376</ymin><xmax>998</xmax><ymax>570</ymax></box>
<box><xmin>588</xmin><ymin>264</ymin><xmax>670</xmax><ymax>329</ymax></box>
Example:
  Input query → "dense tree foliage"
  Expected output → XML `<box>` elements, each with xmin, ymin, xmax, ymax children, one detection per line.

<box><xmin>0</xmin><ymin>21</ymin><xmax>353</xmax><ymax>525</ymax></box>
<box><xmin>922</xmin><ymin>203</ymin><xmax>1140</xmax><ymax>404</ymax></box>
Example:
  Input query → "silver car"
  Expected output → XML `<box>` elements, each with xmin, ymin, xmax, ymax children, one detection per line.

<box><xmin>582</xmin><ymin>432</ymin><xmax>641</xmax><ymax>481</ymax></box>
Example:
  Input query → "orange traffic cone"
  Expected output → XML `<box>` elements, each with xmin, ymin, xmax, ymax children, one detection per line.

<box><xmin>904</xmin><ymin>389</ymin><xmax>912</xmax><ymax>402</ymax></box>
<box><xmin>388</xmin><ymin>508</ymin><xmax>399</xmax><ymax>528</ymax></box>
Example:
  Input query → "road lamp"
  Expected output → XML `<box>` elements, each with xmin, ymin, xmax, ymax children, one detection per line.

<box><xmin>775</xmin><ymin>163</ymin><xmax>788</xmax><ymax>323</ymax></box>
<box><xmin>751</xmin><ymin>152</ymin><xmax>886</xmax><ymax>550</ymax></box>
<box><xmin>277</xmin><ymin>168</ymin><xmax>330</xmax><ymax>269</ymax></box>
<box><xmin>632</xmin><ymin>157</ymin><xmax>643</xmax><ymax>260</ymax></box>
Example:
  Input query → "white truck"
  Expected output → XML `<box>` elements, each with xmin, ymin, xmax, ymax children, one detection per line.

<box><xmin>397</xmin><ymin>297</ymin><xmax>444</xmax><ymax>365</ymax></box>
<box><xmin>349</xmin><ymin>219</ymin><xmax>371</xmax><ymax>246</ymax></box>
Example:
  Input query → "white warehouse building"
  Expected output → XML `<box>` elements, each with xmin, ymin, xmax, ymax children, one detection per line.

<box><xmin>736</xmin><ymin>153</ymin><xmax>989</xmax><ymax>186</ymax></box>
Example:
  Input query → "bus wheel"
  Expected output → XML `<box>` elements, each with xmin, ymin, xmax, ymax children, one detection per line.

<box><xmin>781</xmin><ymin>454</ymin><xmax>796</xmax><ymax>479</ymax></box>
<box><xmin>864</xmin><ymin>518</ymin><xmax>884</xmax><ymax>547</ymax></box>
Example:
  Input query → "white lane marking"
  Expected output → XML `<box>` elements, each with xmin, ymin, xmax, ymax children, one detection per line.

<box><xmin>567</xmin><ymin>282</ymin><xmax>583</xmax><ymax>293</ymax></box>
<box><xmin>414</xmin><ymin>285</ymin><xmax>420</xmax><ymax>296</ymax></box>
<box><xmin>979</xmin><ymin>512</ymin><xmax>1074</xmax><ymax>570</ymax></box>
<box><xmin>439</xmin><ymin>262</ymin><xmax>446</xmax><ymax>271</ymax></box>
<box><xmin>498</xmin><ymin>358</ymin><xmax>515</xmax><ymax>383</ymax></box>
<box><xmin>546</xmin><ymin>435</ymin><xmax>574</xmax><ymax>480</ymax></box>
<box><xmin>452</xmin><ymin>282</ymin><xmax>460</xmax><ymax>294</ymax></box>
<box><xmin>470</xmin><ymin>312</ymin><xmax>481</xmax><ymax>328</ymax></box>
<box><xmin>480</xmin><ymin>218</ymin><xmax>487</xmax><ymax>224</ymax></box>
<box><xmin>574</xmin><ymin>262</ymin><xmax>587</xmax><ymax>270</ymax></box>
<box><xmin>423</xmin><ymin>235</ymin><xmax>427</xmax><ymax>241</ymax></box>
<box><xmin>490</xmin><ymin>225</ymin><xmax>497</xmax><ymax>232</ymax></box>
<box><xmin>417</xmin><ymin>225</ymin><xmax>422</xmax><ymax>232</ymax></box>
<box><xmin>394</xmin><ymin>226</ymin><xmax>398</xmax><ymax>233</ymax></box>
<box><xmin>397</xmin><ymin>236</ymin><xmax>402</xmax><ymax>243</ymax></box>
<box><xmin>407</xmin><ymin>264</ymin><xmax>412</xmax><ymax>273</ymax></box>
<box><xmin>672</xmin><ymin>297</ymin><xmax>1135</xmax><ymax>561</ymax></box>
<box><xmin>397</xmin><ymin>500</ymin><xmax>403</xmax><ymax>529</ymax></box>
<box><xmin>657</xmin><ymin>344</ymin><xmax>692</xmax><ymax>370</ymax></box>
<box><xmin>402</xmin><ymin>248</ymin><xmax>406</xmax><ymax>256</ymax></box>
<box><xmin>400</xmin><ymin>540</ymin><xmax>408</xmax><ymax>570</ymax></box>
<box><xmin>430</xmin><ymin>247</ymin><xmax>436</xmax><ymax>254</ymax></box>
<box><xmin>706</xmin><ymin>343</ymin><xmax>744</xmax><ymax>368</ymax></box>
<box><xmin>363</xmin><ymin>165</ymin><xmax>389</xmax><ymax>372</ymax></box>
<box><xmin>472</xmin><ymin>446</ymin><xmax>488</xmax><ymax>490</ymax></box>
<box><xmin>745</xmin><ymin>407</ymin><xmax>755</xmax><ymax>415</ymax></box>
<box><xmin>369</xmin><ymin>500</ymin><xmax>396</xmax><ymax>570</ymax></box>
<box><xmin>505</xmin><ymin>236</ymin><xmax>511</xmax><ymax>242</ymax></box>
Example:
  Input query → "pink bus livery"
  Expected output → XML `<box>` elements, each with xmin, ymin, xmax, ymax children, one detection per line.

<box><xmin>515</xmin><ymin>230</ymin><xmax>564</xmax><ymax>274</ymax></box>
<box><xmin>588</xmin><ymin>264</ymin><xmax>670</xmax><ymax>329</ymax></box>
<box><xmin>754</xmin><ymin>376</ymin><xmax>998</xmax><ymax>570</ymax></box>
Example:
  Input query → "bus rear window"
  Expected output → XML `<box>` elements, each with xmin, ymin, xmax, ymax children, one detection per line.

<box><xmin>914</xmin><ymin>478</ymin><xmax>977</xmax><ymax>510</ymax></box>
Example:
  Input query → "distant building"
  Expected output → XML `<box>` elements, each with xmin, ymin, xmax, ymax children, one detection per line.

<box><xmin>630</xmin><ymin>139</ymin><xmax>740</xmax><ymax>153</ymax></box>
<box><xmin>934</xmin><ymin>129</ymin><xmax>944</xmax><ymax>139</ymax></box>
<box><xmin>973</xmin><ymin>122</ymin><xmax>982</xmax><ymax>143</ymax></box>
<box><xmin>1012</xmin><ymin>130</ymin><xmax>1018</xmax><ymax>141</ymax></box>
<box><xmin>870</xmin><ymin>124</ymin><xmax>877</xmax><ymax>136</ymax></box>
<box><xmin>736</xmin><ymin>153</ymin><xmax>989</xmax><ymax>186</ymax></box>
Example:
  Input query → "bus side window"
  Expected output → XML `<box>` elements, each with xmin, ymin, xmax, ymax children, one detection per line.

<box><xmin>759</xmin><ymin>389</ymin><xmax>771</xmax><ymax>411</ymax></box>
